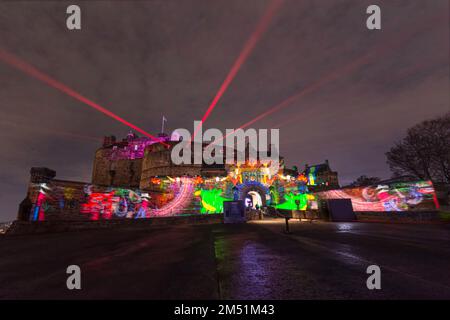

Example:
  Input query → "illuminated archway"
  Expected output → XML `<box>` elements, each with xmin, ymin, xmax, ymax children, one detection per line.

<box><xmin>245</xmin><ymin>190</ymin><xmax>263</xmax><ymax>209</ymax></box>
<box><xmin>238</xmin><ymin>182</ymin><xmax>268</xmax><ymax>209</ymax></box>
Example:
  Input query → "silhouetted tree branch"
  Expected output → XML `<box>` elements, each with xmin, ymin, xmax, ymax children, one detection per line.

<box><xmin>348</xmin><ymin>175</ymin><xmax>381</xmax><ymax>187</ymax></box>
<box><xmin>386</xmin><ymin>113</ymin><xmax>450</xmax><ymax>183</ymax></box>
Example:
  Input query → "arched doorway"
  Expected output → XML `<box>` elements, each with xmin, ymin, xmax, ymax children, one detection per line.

<box><xmin>245</xmin><ymin>190</ymin><xmax>263</xmax><ymax>209</ymax></box>
<box><xmin>238</xmin><ymin>182</ymin><xmax>268</xmax><ymax>209</ymax></box>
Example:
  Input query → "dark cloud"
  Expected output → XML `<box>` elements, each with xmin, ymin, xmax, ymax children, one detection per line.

<box><xmin>0</xmin><ymin>0</ymin><xmax>448</xmax><ymax>221</ymax></box>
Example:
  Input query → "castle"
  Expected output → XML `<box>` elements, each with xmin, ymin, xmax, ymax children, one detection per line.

<box><xmin>18</xmin><ymin>132</ymin><xmax>341</xmax><ymax>221</ymax></box>
<box><xmin>91</xmin><ymin>132</ymin><xmax>339</xmax><ymax>190</ymax></box>
<box><xmin>91</xmin><ymin>132</ymin><xmax>227</xmax><ymax>189</ymax></box>
<box><xmin>17</xmin><ymin>132</ymin><xmax>439</xmax><ymax>222</ymax></box>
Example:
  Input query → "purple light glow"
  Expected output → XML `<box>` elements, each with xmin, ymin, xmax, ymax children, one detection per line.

<box><xmin>107</xmin><ymin>136</ymin><xmax>169</xmax><ymax>160</ymax></box>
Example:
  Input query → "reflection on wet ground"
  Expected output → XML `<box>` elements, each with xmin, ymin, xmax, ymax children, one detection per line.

<box><xmin>0</xmin><ymin>220</ymin><xmax>449</xmax><ymax>299</ymax></box>
<box><xmin>214</xmin><ymin>226</ymin><xmax>293</xmax><ymax>299</ymax></box>
<box><xmin>213</xmin><ymin>220</ymin><xmax>450</xmax><ymax>299</ymax></box>
<box><xmin>239</xmin><ymin>242</ymin><xmax>273</xmax><ymax>296</ymax></box>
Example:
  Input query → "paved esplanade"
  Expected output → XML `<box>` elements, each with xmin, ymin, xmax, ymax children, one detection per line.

<box><xmin>0</xmin><ymin>220</ymin><xmax>449</xmax><ymax>299</ymax></box>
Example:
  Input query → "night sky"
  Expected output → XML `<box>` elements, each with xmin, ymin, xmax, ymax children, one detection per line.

<box><xmin>0</xmin><ymin>0</ymin><xmax>448</xmax><ymax>221</ymax></box>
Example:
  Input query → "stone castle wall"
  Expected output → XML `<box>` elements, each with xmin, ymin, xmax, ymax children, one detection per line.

<box><xmin>27</xmin><ymin>179</ymin><xmax>90</xmax><ymax>221</ymax></box>
<box><xmin>92</xmin><ymin>148</ymin><xmax>142</xmax><ymax>188</ymax></box>
<box><xmin>139</xmin><ymin>143</ymin><xmax>225</xmax><ymax>189</ymax></box>
<box><xmin>140</xmin><ymin>143</ymin><xmax>199</xmax><ymax>189</ymax></box>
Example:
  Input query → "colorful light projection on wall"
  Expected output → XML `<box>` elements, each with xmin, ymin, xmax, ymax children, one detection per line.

<box><xmin>297</xmin><ymin>173</ymin><xmax>308</xmax><ymax>183</ymax></box>
<box><xmin>274</xmin><ymin>193</ymin><xmax>316</xmax><ymax>211</ymax></box>
<box><xmin>107</xmin><ymin>134</ymin><xmax>172</xmax><ymax>161</ymax></box>
<box><xmin>81</xmin><ymin>188</ymin><xmax>151</xmax><ymax>220</ymax></box>
<box><xmin>245</xmin><ymin>190</ymin><xmax>263</xmax><ymax>208</ymax></box>
<box><xmin>151</xmin><ymin>177</ymin><xmax>161</xmax><ymax>185</ymax></box>
<box><xmin>223</xmin><ymin>163</ymin><xmax>317</xmax><ymax>211</ymax></box>
<box><xmin>108</xmin><ymin>139</ymin><xmax>151</xmax><ymax>160</ymax></box>
<box><xmin>28</xmin><ymin>167</ymin><xmax>318</xmax><ymax>221</ymax></box>
<box><xmin>232</xmin><ymin>180</ymin><xmax>269</xmax><ymax>208</ymax></box>
<box><xmin>152</xmin><ymin>177</ymin><xmax>194</xmax><ymax>216</ymax></box>
<box><xmin>29</xmin><ymin>183</ymin><xmax>88</xmax><ymax>221</ymax></box>
<box><xmin>307</xmin><ymin>166</ymin><xmax>316</xmax><ymax>186</ymax></box>
<box><xmin>228</xmin><ymin>163</ymin><xmax>278</xmax><ymax>187</ymax></box>
<box><xmin>195</xmin><ymin>188</ymin><xmax>232</xmax><ymax>214</ymax></box>
<box><xmin>32</xmin><ymin>185</ymin><xmax>48</xmax><ymax>221</ymax></box>
<box><xmin>80</xmin><ymin>177</ymin><xmax>196</xmax><ymax>219</ymax></box>
<box><xmin>317</xmin><ymin>181</ymin><xmax>439</xmax><ymax>212</ymax></box>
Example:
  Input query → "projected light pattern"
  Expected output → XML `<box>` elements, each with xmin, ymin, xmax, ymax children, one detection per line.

<box><xmin>0</xmin><ymin>48</ymin><xmax>167</xmax><ymax>146</ymax></box>
<box><xmin>81</xmin><ymin>188</ymin><xmax>151</xmax><ymax>220</ymax></box>
<box><xmin>107</xmin><ymin>136</ymin><xmax>170</xmax><ymax>160</ymax></box>
<box><xmin>152</xmin><ymin>177</ymin><xmax>195</xmax><ymax>216</ymax></box>
<box><xmin>29</xmin><ymin>175</ymin><xmax>439</xmax><ymax>219</ymax></box>
<box><xmin>32</xmin><ymin>190</ymin><xmax>46</xmax><ymax>221</ymax></box>
<box><xmin>307</xmin><ymin>166</ymin><xmax>316</xmax><ymax>186</ymax></box>
<box><xmin>79</xmin><ymin>178</ymin><xmax>195</xmax><ymax>219</ymax></box>
<box><xmin>192</xmin><ymin>0</ymin><xmax>284</xmax><ymax>139</ymax></box>
<box><xmin>29</xmin><ymin>177</ymin><xmax>438</xmax><ymax>221</ymax></box>
<box><xmin>25</xmin><ymin>164</ymin><xmax>326</xmax><ymax>221</ymax></box>
<box><xmin>317</xmin><ymin>181</ymin><xmax>439</xmax><ymax>212</ymax></box>
<box><xmin>275</xmin><ymin>193</ymin><xmax>308</xmax><ymax>211</ymax></box>
<box><xmin>195</xmin><ymin>188</ymin><xmax>232</xmax><ymax>214</ymax></box>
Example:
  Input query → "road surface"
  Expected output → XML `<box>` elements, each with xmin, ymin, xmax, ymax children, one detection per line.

<box><xmin>0</xmin><ymin>219</ymin><xmax>449</xmax><ymax>299</ymax></box>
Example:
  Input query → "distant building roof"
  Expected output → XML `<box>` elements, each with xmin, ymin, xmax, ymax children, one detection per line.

<box><xmin>304</xmin><ymin>160</ymin><xmax>332</xmax><ymax>174</ymax></box>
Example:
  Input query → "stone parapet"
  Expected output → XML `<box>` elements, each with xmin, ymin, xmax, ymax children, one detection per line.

<box><xmin>6</xmin><ymin>214</ymin><xmax>223</xmax><ymax>235</ymax></box>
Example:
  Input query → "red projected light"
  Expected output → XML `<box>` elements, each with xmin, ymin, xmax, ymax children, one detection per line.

<box><xmin>205</xmin><ymin>51</ymin><xmax>375</xmax><ymax>149</ymax></box>
<box><xmin>206</xmin><ymin>13</ymin><xmax>448</xmax><ymax>149</ymax></box>
<box><xmin>192</xmin><ymin>0</ymin><xmax>284</xmax><ymax>139</ymax></box>
<box><xmin>0</xmin><ymin>49</ymin><xmax>168</xmax><ymax>147</ymax></box>
<box><xmin>232</xmin><ymin>51</ymin><xmax>375</xmax><ymax>132</ymax></box>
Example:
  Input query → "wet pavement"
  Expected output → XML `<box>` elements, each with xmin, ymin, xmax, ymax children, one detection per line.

<box><xmin>0</xmin><ymin>225</ymin><xmax>219</xmax><ymax>299</ymax></box>
<box><xmin>215</xmin><ymin>220</ymin><xmax>450</xmax><ymax>299</ymax></box>
<box><xmin>0</xmin><ymin>219</ymin><xmax>449</xmax><ymax>299</ymax></box>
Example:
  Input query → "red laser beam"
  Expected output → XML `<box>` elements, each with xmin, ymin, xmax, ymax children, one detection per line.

<box><xmin>208</xmin><ymin>13</ymin><xmax>447</xmax><ymax>148</ymax></box>
<box><xmin>232</xmin><ymin>51</ymin><xmax>375</xmax><ymax>131</ymax></box>
<box><xmin>191</xmin><ymin>0</ymin><xmax>284</xmax><ymax>140</ymax></box>
<box><xmin>270</xmin><ymin>59</ymin><xmax>441</xmax><ymax>131</ymax></box>
<box><xmin>269</xmin><ymin>106</ymin><xmax>318</xmax><ymax>130</ymax></box>
<box><xmin>0</xmin><ymin>48</ymin><xmax>168</xmax><ymax>146</ymax></box>
<box><xmin>206</xmin><ymin>51</ymin><xmax>375</xmax><ymax>149</ymax></box>
<box><xmin>0</xmin><ymin>118</ymin><xmax>102</xmax><ymax>143</ymax></box>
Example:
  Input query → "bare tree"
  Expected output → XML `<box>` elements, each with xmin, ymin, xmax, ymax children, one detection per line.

<box><xmin>386</xmin><ymin>113</ymin><xmax>450</xmax><ymax>183</ymax></box>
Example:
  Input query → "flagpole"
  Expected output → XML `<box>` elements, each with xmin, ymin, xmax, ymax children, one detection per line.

<box><xmin>161</xmin><ymin>116</ymin><xmax>166</xmax><ymax>134</ymax></box>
